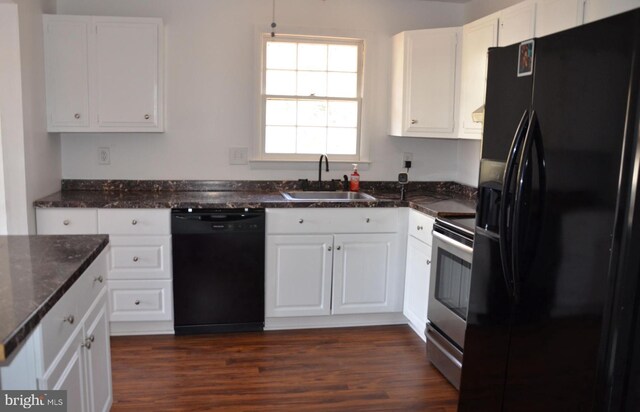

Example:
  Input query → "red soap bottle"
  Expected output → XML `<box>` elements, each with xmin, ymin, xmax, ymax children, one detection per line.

<box><xmin>349</xmin><ymin>164</ymin><xmax>360</xmax><ymax>192</ymax></box>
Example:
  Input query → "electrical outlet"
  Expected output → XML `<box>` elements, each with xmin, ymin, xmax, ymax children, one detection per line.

<box><xmin>229</xmin><ymin>147</ymin><xmax>249</xmax><ymax>165</ymax></box>
<box><xmin>98</xmin><ymin>147</ymin><xmax>110</xmax><ymax>165</ymax></box>
<box><xmin>402</xmin><ymin>152</ymin><xmax>413</xmax><ymax>168</ymax></box>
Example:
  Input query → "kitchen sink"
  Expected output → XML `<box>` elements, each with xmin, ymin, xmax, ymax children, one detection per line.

<box><xmin>281</xmin><ymin>191</ymin><xmax>376</xmax><ymax>201</ymax></box>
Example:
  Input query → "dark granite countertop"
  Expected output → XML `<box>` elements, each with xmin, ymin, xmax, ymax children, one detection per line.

<box><xmin>0</xmin><ymin>235</ymin><xmax>109</xmax><ymax>362</ymax></box>
<box><xmin>34</xmin><ymin>180</ymin><xmax>476</xmax><ymax>218</ymax></box>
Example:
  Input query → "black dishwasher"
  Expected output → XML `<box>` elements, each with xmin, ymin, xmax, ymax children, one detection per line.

<box><xmin>171</xmin><ymin>208</ymin><xmax>265</xmax><ymax>334</ymax></box>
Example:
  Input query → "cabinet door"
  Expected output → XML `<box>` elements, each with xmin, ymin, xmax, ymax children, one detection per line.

<box><xmin>39</xmin><ymin>327</ymin><xmax>87</xmax><ymax>412</ymax></box>
<box><xmin>95</xmin><ymin>19</ymin><xmax>161</xmax><ymax>129</ymax></box>
<box><xmin>43</xmin><ymin>16</ymin><xmax>91</xmax><ymax>130</ymax></box>
<box><xmin>536</xmin><ymin>0</ymin><xmax>585</xmax><ymax>37</ymax></box>
<box><xmin>403</xmin><ymin>236</ymin><xmax>432</xmax><ymax>340</ymax></box>
<box><xmin>498</xmin><ymin>1</ymin><xmax>536</xmax><ymax>47</ymax></box>
<box><xmin>83</xmin><ymin>294</ymin><xmax>112</xmax><ymax>412</ymax></box>
<box><xmin>459</xmin><ymin>17</ymin><xmax>498</xmax><ymax>137</ymax></box>
<box><xmin>584</xmin><ymin>0</ymin><xmax>640</xmax><ymax>23</ymax></box>
<box><xmin>332</xmin><ymin>233</ymin><xmax>401</xmax><ymax>315</ymax></box>
<box><xmin>404</xmin><ymin>28</ymin><xmax>459</xmax><ymax>135</ymax></box>
<box><xmin>265</xmin><ymin>235</ymin><xmax>334</xmax><ymax>317</ymax></box>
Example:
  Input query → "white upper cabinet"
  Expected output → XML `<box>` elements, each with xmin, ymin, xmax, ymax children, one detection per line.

<box><xmin>584</xmin><ymin>0</ymin><xmax>640</xmax><ymax>23</ymax></box>
<box><xmin>498</xmin><ymin>1</ymin><xmax>537</xmax><ymax>47</ymax></box>
<box><xmin>536</xmin><ymin>0</ymin><xmax>586</xmax><ymax>37</ymax></box>
<box><xmin>43</xmin><ymin>16</ymin><xmax>91</xmax><ymax>129</ymax></box>
<box><xmin>458</xmin><ymin>16</ymin><xmax>498</xmax><ymax>138</ymax></box>
<box><xmin>390</xmin><ymin>27</ymin><xmax>461</xmax><ymax>138</ymax></box>
<box><xmin>43</xmin><ymin>15</ymin><xmax>164</xmax><ymax>133</ymax></box>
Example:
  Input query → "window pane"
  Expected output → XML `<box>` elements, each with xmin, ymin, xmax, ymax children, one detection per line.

<box><xmin>266</xmin><ymin>99</ymin><xmax>297</xmax><ymax>126</ymax></box>
<box><xmin>328</xmin><ymin>101</ymin><xmax>358</xmax><ymax>127</ymax></box>
<box><xmin>298</xmin><ymin>43</ymin><xmax>327</xmax><ymax>71</ymax></box>
<box><xmin>265</xmin><ymin>126</ymin><xmax>296</xmax><ymax>153</ymax></box>
<box><xmin>266</xmin><ymin>70</ymin><xmax>296</xmax><ymax>95</ymax></box>
<box><xmin>297</xmin><ymin>127</ymin><xmax>327</xmax><ymax>154</ymax></box>
<box><xmin>266</xmin><ymin>42</ymin><xmax>297</xmax><ymax>70</ymax></box>
<box><xmin>327</xmin><ymin>72</ymin><xmax>357</xmax><ymax>98</ymax></box>
<box><xmin>297</xmin><ymin>100</ymin><xmax>327</xmax><ymax>127</ymax></box>
<box><xmin>327</xmin><ymin>128</ymin><xmax>357</xmax><ymax>155</ymax></box>
<box><xmin>328</xmin><ymin>44</ymin><xmax>358</xmax><ymax>72</ymax></box>
<box><xmin>297</xmin><ymin>71</ymin><xmax>327</xmax><ymax>96</ymax></box>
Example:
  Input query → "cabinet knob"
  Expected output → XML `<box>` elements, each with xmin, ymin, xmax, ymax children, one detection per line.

<box><xmin>74</xmin><ymin>113</ymin><xmax>81</xmax><ymax>119</ymax></box>
<box><xmin>94</xmin><ymin>275</ymin><xmax>104</xmax><ymax>283</ymax></box>
<box><xmin>298</xmin><ymin>219</ymin><xmax>304</xmax><ymax>224</ymax></box>
<box><xmin>131</xmin><ymin>219</ymin><xmax>138</xmax><ymax>225</ymax></box>
<box><xmin>88</xmin><ymin>334</ymin><xmax>95</xmax><ymax>342</ymax></box>
<box><xmin>327</xmin><ymin>246</ymin><xmax>332</xmax><ymax>251</ymax></box>
<box><xmin>63</xmin><ymin>315</ymin><xmax>75</xmax><ymax>324</ymax></box>
<box><xmin>144</xmin><ymin>114</ymin><xmax>150</xmax><ymax>120</ymax></box>
<box><xmin>133</xmin><ymin>256</ymin><xmax>139</xmax><ymax>262</ymax></box>
<box><xmin>63</xmin><ymin>219</ymin><xmax>70</xmax><ymax>226</ymax></box>
<box><xmin>417</xmin><ymin>225</ymin><xmax>423</xmax><ymax>231</ymax></box>
<box><xmin>82</xmin><ymin>337</ymin><xmax>92</xmax><ymax>350</ymax></box>
<box><xmin>135</xmin><ymin>300</ymin><xmax>140</xmax><ymax>305</ymax></box>
<box><xmin>411</xmin><ymin>119</ymin><xmax>418</xmax><ymax>125</ymax></box>
<box><xmin>336</xmin><ymin>246</ymin><xmax>341</xmax><ymax>251</ymax></box>
<box><xmin>365</xmin><ymin>218</ymin><xmax>370</xmax><ymax>223</ymax></box>
<box><xmin>427</xmin><ymin>259</ymin><xmax>431</xmax><ymax>265</ymax></box>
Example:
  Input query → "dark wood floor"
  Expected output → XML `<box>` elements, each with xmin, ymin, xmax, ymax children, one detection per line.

<box><xmin>110</xmin><ymin>325</ymin><xmax>458</xmax><ymax>411</ymax></box>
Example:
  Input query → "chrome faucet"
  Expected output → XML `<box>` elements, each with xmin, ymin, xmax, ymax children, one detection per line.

<box><xmin>318</xmin><ymin>154</ymin><xmax>329</xmax><ymax>187</ymax></box>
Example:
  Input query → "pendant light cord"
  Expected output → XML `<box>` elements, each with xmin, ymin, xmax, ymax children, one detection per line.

<box><xmin>271</xmin><ymin>0</ymin><xmax>277</xmax><ymax>37</ymax></box>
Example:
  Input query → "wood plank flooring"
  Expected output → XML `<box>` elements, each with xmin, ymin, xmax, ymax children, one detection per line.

<box><xmin>110</xmin><ymin>325</ymin><xmax>458</xmax><ymax>411</ymax></box>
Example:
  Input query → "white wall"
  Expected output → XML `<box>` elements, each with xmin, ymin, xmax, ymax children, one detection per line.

<box><xmin>17</xmin><ymin>0</ymin><xmax>59</xmax><ymax>233</ymax></box>
<box><xmin>464</xmin><ymin>0</ymin><xmax>524</xmax><ymax>23</ymax></box>
<box><xmin>57</xmin><ymin>0</ymin><xmax>465</xmax><ymax>182</ymax></box>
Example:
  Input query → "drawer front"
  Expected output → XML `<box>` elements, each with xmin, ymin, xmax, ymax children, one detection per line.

<box><xmin>75</xmin><ymin>248</ymin><xmax>109</xmax><ymax>320</ymax></box>
<box><xmin>408</xmin><ymin>210</ymin><xmax>435</xmax><ymax>245</ymax></box>
<box><xmin>36</xmin><ymin>208</ymin><xmax>98</xmax><ymax>234</ymax></box>
<box><xmin>266</xmin><ymin>208</ymin><xmax>398</xmax><ymax>234</ymax></box>
<box><xmin>108</xmin><ymin>236</ymin><xmax>171</xmax><ymax>280</ymax></box>
<box><xmin>108</xmin><ymin>280</ymin><xmax>173</xmax><ymax>322</ymax></box>
<box><xmin>98</xmin><ymin>209</ymin><xmax>170</xmax><ymax>235</ymax></box>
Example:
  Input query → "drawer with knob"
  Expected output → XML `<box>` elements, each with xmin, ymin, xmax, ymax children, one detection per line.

<box><xmin>36</xmin><ymin>208</ymin><xmax>98</xmax><ymax>235</ymax></box>
<box><xmin>408</xmin><ymin>209</ymin><xmax>435</xmax><ymax>245</ymax></box>
<box><xmin>40</xmin><ymin>248</ymin><xmax>107</xmax><ymax>370</ymax></box>
<box><xmin>108</xmin><ymin>279</ymin><xmax>173</xmax><ymax>322</ymax></box>
<box><xmin>98</xmin><ymin>209</ymin><xmax>170</xmax><ymax>235</ymax></box>
<box><xmin>107</xmin><ymin>236</ymin><xmax>171</xmax><ymax>280</ymax></box>
<box><xmin>266</xmin><ymin>208</ymin><xmax>398</xmax><ymax>234</ymax></box>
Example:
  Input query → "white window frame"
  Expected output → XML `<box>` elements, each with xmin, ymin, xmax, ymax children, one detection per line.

<box><xmin>258</xmin><ymin>33</ymin><xmax>365</xmax><ymax>162</ymax></box>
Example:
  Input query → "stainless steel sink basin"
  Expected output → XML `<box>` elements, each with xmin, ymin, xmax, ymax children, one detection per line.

<box><xmin>281</xmin><ymin>191</ymin><xmax>376</xmax><ymax>201</ymax></box>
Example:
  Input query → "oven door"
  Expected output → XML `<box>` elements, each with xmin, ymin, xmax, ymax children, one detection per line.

<box><xmin>428</xmin><ymin>230</ymin><xmax>473</xmax><ymax>349</ymax></box>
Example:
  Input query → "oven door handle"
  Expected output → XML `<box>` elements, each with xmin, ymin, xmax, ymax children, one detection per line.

<box><xmin>432</xmin><ymin>231</ymin><xmax>473</xmax><ymax>255</ymax></box>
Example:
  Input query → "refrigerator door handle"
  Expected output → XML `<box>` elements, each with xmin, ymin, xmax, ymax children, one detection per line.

<box><xmin>513</xmin><ymin>111</ymin><xmax>546</xmax><ymax>301</ymax></box>
<box><xmin>499</xmin><ymin>110</ymin><xmax>530</xmax><ymax>300</ymax></box>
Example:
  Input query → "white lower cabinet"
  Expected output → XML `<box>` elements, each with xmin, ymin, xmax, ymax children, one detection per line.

<box><xmin>36</xmin><ymin>208</ymin><xmax>174</xmax><ymax>336</ymax></box>
<box><xmin>332</xmin><ymin>234</ymin><xmax>401</xmax><ymax>314</ymax></box>
<box><xmin>265</xmin><ymin>208</ymin><xmax>405</xmax><ymax>328</ymax></box>
<box><xmin>403</xmin><ymin>210</ymin><xmax>435</xmax><ymax>341</ymax></box>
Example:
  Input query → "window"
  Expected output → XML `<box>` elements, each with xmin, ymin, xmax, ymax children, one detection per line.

<box><xmin>260</xmin><ymin>34</ymin><xmax>364</xmax><ymax>161</ymax></box>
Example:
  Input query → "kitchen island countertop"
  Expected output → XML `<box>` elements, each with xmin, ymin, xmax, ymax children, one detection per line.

<box><xmin>0</xmin><ymin>235</ymin><xmax>109</xmax><ymax>362</ymax></box>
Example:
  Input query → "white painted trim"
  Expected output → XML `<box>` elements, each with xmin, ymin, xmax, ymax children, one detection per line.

<box><xmin>265</xmin><ymin>312</ymin><xmax>406</xmax><ymax>330</ymax></box>
<box><xmin>109</xmin><ymin>321</ymin><xmax>174</xmax><ymax>336</ymax></box>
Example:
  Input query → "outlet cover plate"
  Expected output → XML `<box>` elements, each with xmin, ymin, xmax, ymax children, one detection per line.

<box><xmin>229</xmin><ymin>147</ymin><xmax>248</xmax><ymax>165</ymax></box>
<box><xmin>98</xmin><ymin>147</ymin><xmax>110</xmax><ymax>165</ymax></box>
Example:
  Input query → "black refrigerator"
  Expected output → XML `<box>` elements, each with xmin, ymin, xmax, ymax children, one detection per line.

<box><xmin>459</xmin><ymin>9</ymin><xmax>640</xmax><ymax>411</ymax></box>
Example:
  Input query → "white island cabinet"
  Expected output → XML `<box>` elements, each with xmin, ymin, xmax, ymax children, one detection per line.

<box><xmin>43</xmin><ymin>15</ymin><xmax>164</xmax><ymax>132</ymax></box>
<box><xmin>0</xmin><ymin>249</ymin><xmax>112</xmax><ymax>412</ymax></box>
<box><xmin>265</xmin><ymin>208</ymin><xmax>406</xmax><ymax>329</ymax></box>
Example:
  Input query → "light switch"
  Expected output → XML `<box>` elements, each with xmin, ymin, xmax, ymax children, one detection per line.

<box><xmin>229</xmin><ymin>147</ymin><xmax>248</xmax><ymax>165</ymax></box>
